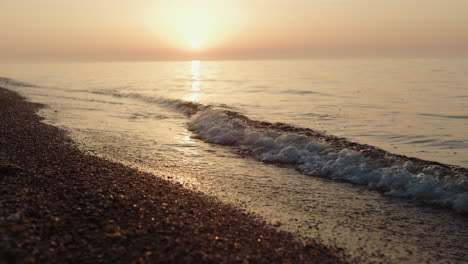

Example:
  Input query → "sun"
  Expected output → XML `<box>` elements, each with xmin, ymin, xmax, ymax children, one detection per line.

<box><xmin>146</xmin><ymin>0</ymin><xmax>246</xmax><ymax>51</ymax></box>
<box><xmin>190</xmin><ymin>40</ymin><xmax>201</xmax><ymax>49</ymax></box>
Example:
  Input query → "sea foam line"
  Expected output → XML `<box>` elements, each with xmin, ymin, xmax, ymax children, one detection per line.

<box><xmin>188</xmin><ymin>108</ymin><xmax>468</xmax><ymax>214</ymax></box>
<box><xmin>88</xmin><ymin>89</ymin><xmax>468</xmax><ymax>213</ymax></box>
<box><xmin>5</xmin><ymin>78</ymin><xmax>468</xmax><ymax>213</ymax></box>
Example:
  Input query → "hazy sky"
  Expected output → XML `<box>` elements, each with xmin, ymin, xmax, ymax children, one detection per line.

<box><xmin>2</xmin><ymin>0</ymin><xmax>468</xmax><ymax>61</ymax></box>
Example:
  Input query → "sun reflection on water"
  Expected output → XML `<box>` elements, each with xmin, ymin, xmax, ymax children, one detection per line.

<box><xmin>173</xmin><ymin>130</ymin><xmax>201</xmax><ymax>163</ymax></box>
<box><xmin>184</xmin><ymin>60</ymin><xmax>202</xmax><ymax>101</ymax></box>
<box><xmin>178</xmin><ymin>62</ymin><xmax>202</xmax><ymax>158</ymax></box>
<box><xmin>191</xmin><ymin>60</ymin><xmax>200</xmax><ymax>79</ymax></box>
<box><xmin>175</xmin><ymin>131</ymin><xmax>197</xmax><ymax>147</ymax></box>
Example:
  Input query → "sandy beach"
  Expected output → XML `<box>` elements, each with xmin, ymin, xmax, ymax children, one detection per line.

<box><xmin>0</xmin><ymin>87</ymin><xmax>346</xmax><ymax>263</ymax></box>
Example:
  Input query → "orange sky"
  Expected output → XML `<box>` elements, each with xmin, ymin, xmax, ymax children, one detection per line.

<box><xmin>1</xmin><ymin>0</ymin><xmax>468</xmax><ymax>61</ymax></box>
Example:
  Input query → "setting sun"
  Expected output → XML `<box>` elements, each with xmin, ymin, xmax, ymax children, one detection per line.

<box><xmin>190</xmin><ymin>40</ymin><xmax>201</xmax><ymax>49</ymax></box>
<box><xmin>146</xmin><ymin>0</ymin><xmax>246</xmax><ymax>51</ymax></box>
<box><xmin>2</xmin><ymin>0</ymin><xmax>468</xmax><ymax>263</ymax></box>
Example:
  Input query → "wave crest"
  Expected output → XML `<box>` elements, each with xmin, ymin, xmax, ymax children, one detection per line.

<box><xmin>188</xmin><ymin>108</ymin><xmax>468</xmax><ymax>213</ymax></box>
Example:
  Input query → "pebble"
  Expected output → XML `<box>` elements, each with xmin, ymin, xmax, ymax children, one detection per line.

<box><xmin>0</xmin><ymin>87</ymin><xmax>348</xmax><ymax>264</ymax></box>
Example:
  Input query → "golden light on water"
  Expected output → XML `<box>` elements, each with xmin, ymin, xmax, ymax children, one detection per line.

<box><xmin>191</xmin><ymin>60</ymin><xmax>201</xmax><ymax>91</ymax></box>
<box><xmin>184</xmin><ymin>60</ymin><xmax>201</xmax><ymax>101</ymax></box>
<box><xmin>191</xmin><ymin>60</ymin><xmax>200</xmax><ymax>78</ymax></box>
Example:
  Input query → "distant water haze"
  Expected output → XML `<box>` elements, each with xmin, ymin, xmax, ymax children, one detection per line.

<box><xmin>1</xmin><ymin>59</ymin><xmax>467</xmax><ymax>167</ymax></box>
<box><xmin>1</xmin><ymin>0</ymin><xmax>468</xmax><ymax>61</ymax></box>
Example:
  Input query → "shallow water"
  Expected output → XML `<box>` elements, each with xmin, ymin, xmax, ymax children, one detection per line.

<box><xmin>2</xmin><ymin>59</ymin><xmax>468</xmax><ymax>166</ymax></box>
<box><xmin>1</xmin><ymin>59</ymin><xmax>468</xmax><ymax>263</ymax></box>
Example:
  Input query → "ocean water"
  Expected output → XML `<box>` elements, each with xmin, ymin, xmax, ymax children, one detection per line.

<box><xmin>1</xmin><ymin>59</ymin><xmax>468</xmax><ymax>263</ymax></box>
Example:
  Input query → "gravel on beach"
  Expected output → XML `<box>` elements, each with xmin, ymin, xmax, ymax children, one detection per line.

<box><xmin>0</xmin><ymin>87</ymin><xmax>347</xmax><ymax>264</ymax></box>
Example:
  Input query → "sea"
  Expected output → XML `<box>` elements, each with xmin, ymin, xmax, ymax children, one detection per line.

<box><xmin>1</xmin><ymin>59</ymin><xmax>467</xmax><ymax>263</ymax></box>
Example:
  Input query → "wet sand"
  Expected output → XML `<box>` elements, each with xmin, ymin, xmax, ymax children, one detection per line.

<box><xmin>0</xmin><ymin>87</ymin><xmax>347</xmax><ymax>263</ymax></box>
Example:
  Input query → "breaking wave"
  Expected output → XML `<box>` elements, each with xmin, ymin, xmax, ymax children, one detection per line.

<box><xmin>93</xmin><ymin>90</ymin><xmax>468</xmax><ymax>213</ymax></box>
<box><xmin>8</xmin><ymin>84</ymin><xmax>468</xmax><ymax>214</ymax></box>
<box><xmin>187</xmin><ymin>108</ymin><xmax>468</xmax><ymax>214</ymax></box>
<box><xmin>0</xmin><ymin>77</ymin><xmax>38</xmax><ymax>88</ymax></box>
<box><xmin>91</xmin><ymin>91</ymin><xmax>208</xmax><ymax>115</ymax></box>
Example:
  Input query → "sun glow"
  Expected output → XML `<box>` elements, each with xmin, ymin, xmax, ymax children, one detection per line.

<box><xmin>190</xmin><ymin>40</ymin><xmax>202</xmax><ymax>49</ymax></box>
<box><xmin>146</xmin><ymin>0</ymin><xmax>246</xmax><ymax>51</ymax></box>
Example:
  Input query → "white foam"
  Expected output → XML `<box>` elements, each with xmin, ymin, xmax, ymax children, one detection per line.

<box><xmin>87</xmin><ymin>91</ymin><xmax>468</xmax><ymax>213</ymax></box>
<box><xmin>188</xmin><ymin>108</ymin><xmax>468</xmax><ymax>213</ymax></box>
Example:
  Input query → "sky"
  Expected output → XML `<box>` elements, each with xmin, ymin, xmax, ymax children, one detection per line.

<box><xmin>1</xmin><ymin>0</ymin><xmax>468</xmax><ymax>61</ymax></box>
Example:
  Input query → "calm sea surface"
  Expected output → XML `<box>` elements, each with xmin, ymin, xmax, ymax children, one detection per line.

<box><xmin>2</xmin><ymin>59</ymin><xmax>468</xmax><ymax>166</ymax></box>
<box><xmin>1</xmin><ymin>59</ymin><xmax>468</xmax><ymax>263</ymax></box>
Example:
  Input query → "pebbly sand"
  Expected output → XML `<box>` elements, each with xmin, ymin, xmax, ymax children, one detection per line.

<box><xmin>0</xmin><ymin>87</ymin><xmax>347</xmax><ymax>263</ymax></box>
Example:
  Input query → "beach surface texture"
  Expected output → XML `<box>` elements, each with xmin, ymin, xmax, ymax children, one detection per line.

<box><xmin>0</xmin><ymin>87</ymin><xmax>346</xmax><ymax>263</ymax></box>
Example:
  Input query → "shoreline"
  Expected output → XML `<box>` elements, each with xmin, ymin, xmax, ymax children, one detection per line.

<box><xmin>0</xmin><ymin>87</ymin><xmax>346</xmax><ymax>263</ymax></box>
